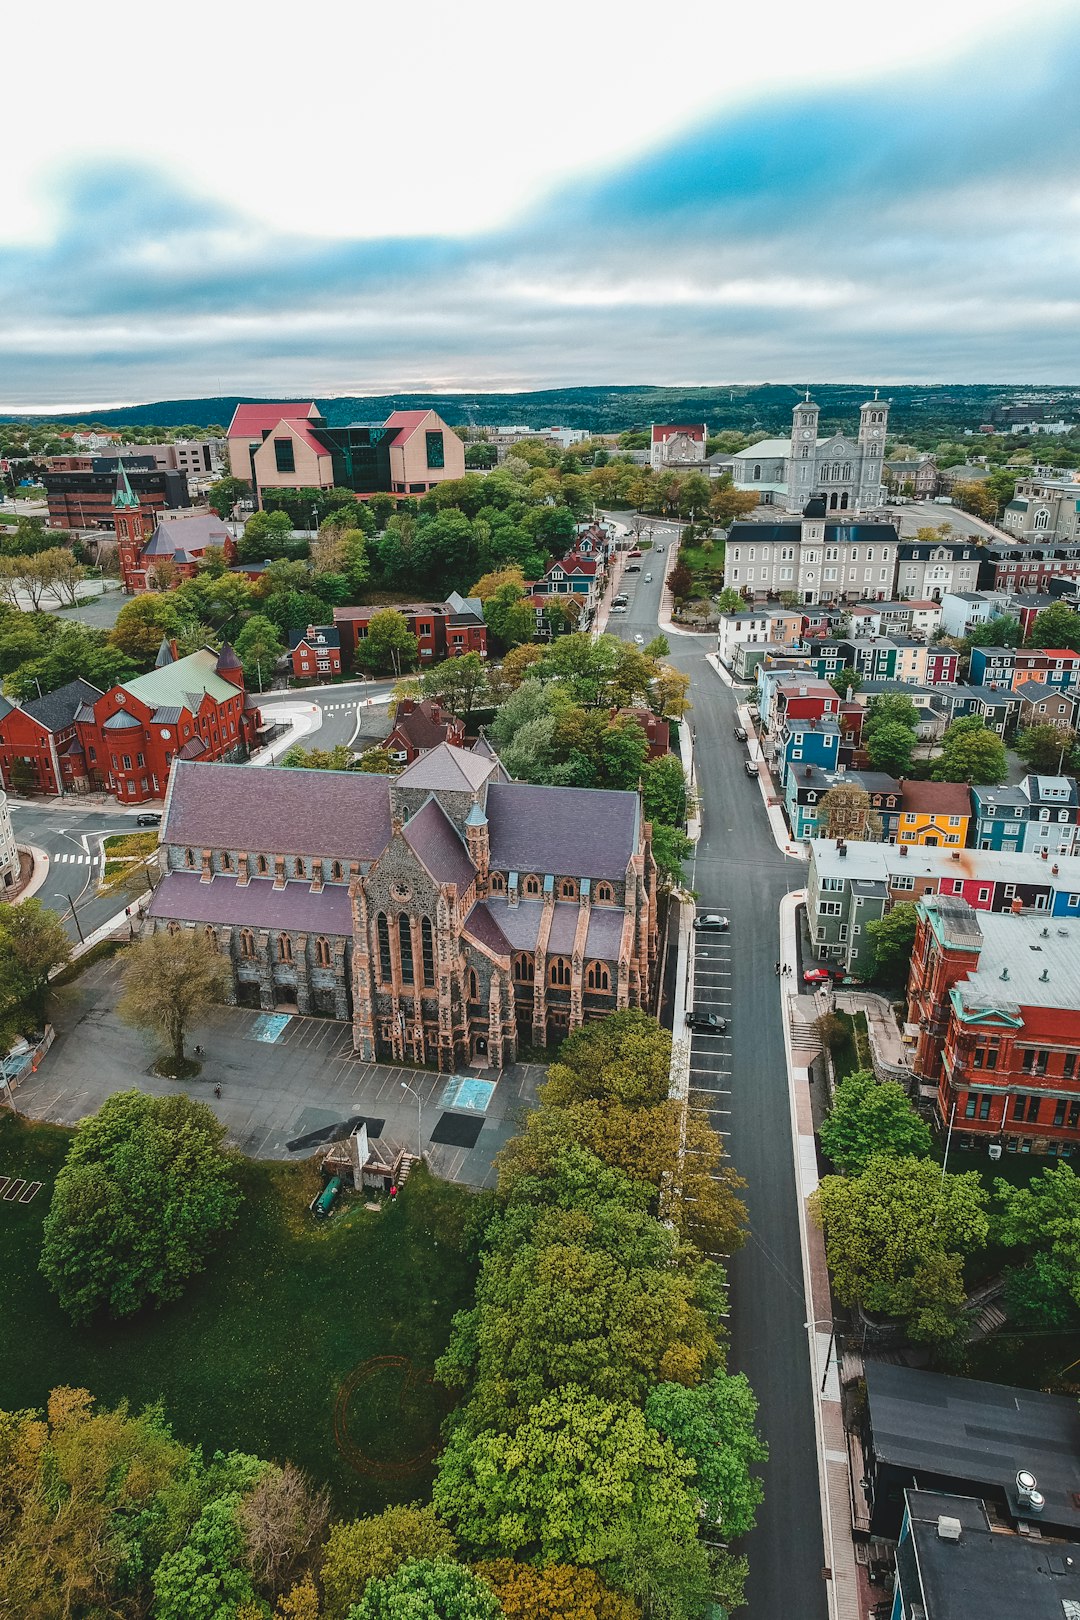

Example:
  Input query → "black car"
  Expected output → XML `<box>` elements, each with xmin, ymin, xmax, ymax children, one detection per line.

<box><xmin>626</xmin><ymin>563</ymin><xmax>641</xmax><ymax>572</ymax></box>
<box><xmin>744</xmin><ymin>759</ymin><xmax>758</xmax><ymax>777</ymax></box>
<box><xmin>686</xmin><ymin>1009</ymin><xmax>728</xmax><ymax>1032</ymax></box>
<box><xmin>135</xmin><ymin>813</ymin><xmax>161</xmax><ymax>827</ymax></box>
<box><xmin>693</xmin><ymin>912</ymin><xmax>729</xmax><ymax>932</ymax></box>
<box><xmin>734</xmin><ymin>725</ymin><xmax>747</xmax><ymax>741</ymax></box>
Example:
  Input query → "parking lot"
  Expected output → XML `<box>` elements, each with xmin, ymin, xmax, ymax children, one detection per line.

<box><xmin>686</xmin><ymin>917</ymin><xmax>734</xmax><ymax>1152</ymax></box>
<box><xmin>18</xmin><ymin>954</ymin><xmax>542</xmax><ymax>1189</ymax></box>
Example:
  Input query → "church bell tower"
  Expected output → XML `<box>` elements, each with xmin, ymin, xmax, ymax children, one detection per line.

<box><xmin>112</xmin><ymin>461</ymin><xmax>151</xmax><ymax>593</ymax></box>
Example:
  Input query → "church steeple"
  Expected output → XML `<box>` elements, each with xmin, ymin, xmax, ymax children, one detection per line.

<box><xmin>112</xmin><ymin>459</ymin><xmax>141</xmax><ymax>510</ymax></box>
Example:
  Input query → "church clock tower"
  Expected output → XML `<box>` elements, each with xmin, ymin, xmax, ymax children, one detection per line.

<box><xmin>112</xmin><ymin>462</ymin><xmax>151</xmax><ymax>593</ymax></box>
<box><xmin>789</xmin><ymin>393</ymin><xmax>820</xmax><ymax>505</ymax></box>
<box><xmin>857</xmin><ymin>390</ymin><xmax>889</xmax><ymax>509</ymax></box>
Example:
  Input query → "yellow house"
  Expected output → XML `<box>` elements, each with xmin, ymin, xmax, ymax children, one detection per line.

<box><xmin>897</xmin><ymin>781</ymin><xmax>971</xmax><ymax>846</ymax></box>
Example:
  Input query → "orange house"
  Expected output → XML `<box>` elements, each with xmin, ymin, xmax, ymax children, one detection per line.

<box><xmin>897</xmin><ymin>780</ymin><xmax>972</xmax><ymax>847</ymax></box>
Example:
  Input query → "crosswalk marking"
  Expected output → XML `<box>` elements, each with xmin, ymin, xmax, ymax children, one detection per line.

<box><xmin>51</xmin><ymin>853</ymin><xmax>91</xmax><ymax>864</ymax></box>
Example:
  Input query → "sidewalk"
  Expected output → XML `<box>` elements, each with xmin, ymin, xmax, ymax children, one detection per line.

<box><xmin>778</xmin><ymin>889</ymin><xmax>863</xmax><ymax>1620</ymax></box>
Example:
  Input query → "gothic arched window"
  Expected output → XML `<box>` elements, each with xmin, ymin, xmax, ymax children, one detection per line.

<box><xmin>398</xmin><ymin>914</ymin><xmax>414</xmax><ymax>984</ymax></box>
<box><xmin>468</xmin><ymin>967</ymin><xmax>479</xmax><ymax>1002</ymax></box>
<box><xmin>523</xmin><ymin>874</ymin><xmax>542</xmax><ymax>897</ymax></box>
<box><xmin>421</xmin><ymin>918</ymin><xmax>435</xmax><ymax>986</ymax></box>
<box><xmin>513</xmin><ymin>952</ymin><xmax>534</xmax><ymax>982</ymax></box>
<box><xmin>277</xmin><ymin>934</ymin><xmax>293</xmax><ymax>964</ymax></box>
<box><xmin>376</xmin><ymin>914</ymin><xmax>392</xmax><ymax>981</ymax></box>
<box><xmin>548</xmin><ymin>956</ymin><xmax>571</xmax><ymax>987</ymax></box>
<box><xmin>586</xmin><ymin>961</ymin><xmax>610</xmax><ymax>991</ymax></box>
<box><xmin>596</xmin><ymin>882</ymin><xmax>614</xmax><ymax>903</ymax></box>
<box><xmin>559</xmin><ymin>878</ymin><xmax>578</xmax><ymax>900</ymax></box>
<box><xmin>293</xmin><ymin>856</ymin><xmax>305</xmax><ymax>879</ymax></box>
<box><xmin>239</xmin><ymin>929</ymin><xmax>255</xmax><ymax>959</ymax></box>
<box><xmin>315</xmin><ymin>937</ymin><xmax>331</xmax><ymax>968</ymax></box>
<box><xmin>185</xmin><ymin>847</ymin><xmax>195</xmax><ymax>868</ymax></box>
<box><xmin>256</xmin><ymin>854</ymin><xmax>269</xmax><ymax>875</ymax></box>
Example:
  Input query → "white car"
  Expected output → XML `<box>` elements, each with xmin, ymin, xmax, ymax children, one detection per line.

<box><xmin>633</xmin><ymin>633</ymin><xmax>645</xmax><ymax>644</ymax></box>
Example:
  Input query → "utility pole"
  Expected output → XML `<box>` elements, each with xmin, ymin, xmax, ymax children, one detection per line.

<box><xmin>66</xmin><ymin>896</ymin><xmax>85</xmax><ymax>944</ymax></box>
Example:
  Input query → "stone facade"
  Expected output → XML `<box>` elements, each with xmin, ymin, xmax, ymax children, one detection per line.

<box><xmin>148</xmin><ymin>745</ymin><xmax>658</xmax><ymax>1069</ymax></box>
<box><xmin>731</xmin><ymin>396</ymin><xmax>889</xmax><ymax>512</ymax></box>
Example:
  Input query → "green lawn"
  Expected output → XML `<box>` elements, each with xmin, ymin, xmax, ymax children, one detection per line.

<box><xmin>0</xmin><ymin>1114</ymin><xmax>478</xmax><ymax>1515</ymax></box>
<box><xmin>678</xmin><ymin>538</ymin><xmax>725</xmax><ymax>599</ymax></box>
<box><xmin>831</xmin><ymin>1010</ymin><xmax>872</xmax><ymax>1083</ymax></box>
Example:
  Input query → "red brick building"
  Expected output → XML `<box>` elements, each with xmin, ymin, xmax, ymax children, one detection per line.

<box><xmin>0</xmin><ymin>643</ymin><xmax>260</xmax><ymax>803</ymax></box>
<box><xmin>907</xmin><ymin>894</ymin><xmax>1080</xmax><ymax>1156</ymax></box>
<box><xmin>334</xmin><ymin>592</ymin><xmax>487</xmax><ymax>669</ymax></box>
<box><xmin>289</xmin><ymin>625</ymin><xmax>342</xmax><ymax>682</ymax></box>
<box><xmin>0</xmin><ymin>679</ymin><xmax>104</xmax><ymax>796</ymax></box>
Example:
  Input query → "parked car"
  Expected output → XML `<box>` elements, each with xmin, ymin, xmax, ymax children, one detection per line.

<box><xmin>135</xmin><ymin>813</ymin><xmax>161</xmax><ymax>827</ymax></box>
<box><xmin>611</xmin><ymin>604</ymin><xmax>627</xmax><ymax>614</ymax></box>
<box><xmin>744</xmin><ymin>759</ymin><xmax>758</xmax><ymax>777</ymax></box>
<box><xmin>613</xmin><ymin>593</ymin><xmax>629</xmax><ymax>605</ymax></box>
<box><xmin>626</xmin><ymin>564</ymin><xmax>641</xmax><ymax>572</ymax></box>
<box><xmin>694</xmin><ymin>913</ymin><xmax>729</xmax><ymax>932</ymax></box>
<box><xmin>734</xmin><ymin>725</ymin><xmax>747</xmax><ymax>741</ymax></box>
<box><xmin>803</xmin><ymin>966</ymin><xmax>843</xmax><ymax>984</ymax></box>
<box><xmin>686</xmin><ymin>1009</ymin><xmax>728</xmax><ymax>1032</ymax></box>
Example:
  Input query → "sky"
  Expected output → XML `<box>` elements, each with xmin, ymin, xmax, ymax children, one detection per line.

<box><xmin>3</xmin><ymin>0</ymin><xmax>1080</xmax><ymax>410</ymax></box>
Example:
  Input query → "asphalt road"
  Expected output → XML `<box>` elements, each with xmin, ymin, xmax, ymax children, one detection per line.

<box><xmin>609</xmin><ymin>533</ymin><xmax>829</xmax><ymax>1620</ymax></box>
<box><xmin>9</xmin><ymin>803</ymin><xmax>148</xmax><ymax>942</ymax></box>
<box><xmin>258</xmin><ymin>679</ymin><xmax>396</xmax><ymax>751</ymax></box>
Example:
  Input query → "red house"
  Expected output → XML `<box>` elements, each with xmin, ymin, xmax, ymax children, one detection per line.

<box><xmin>908</xmin><ymin>894</ymin><xmax>1080</xmax><ymax>1156</ymax></box>
<box><xmin>924</xmin><ymin>647</ymin><xmax>961</xmax><ymax>685</ymax></box>
<box><xmin>289</xmin><ymin>624</ymin><xmax>342</xmax><ymax>681</ymax></box>
<box><xmin>0</xmin><ymin>678</ymin><xmax>104</xmax><ymax>796</ymax></box>
<box><xmin>382</xmin><ymin>697</ymin><xmax>466</xmax><ymax>764</ymax></box>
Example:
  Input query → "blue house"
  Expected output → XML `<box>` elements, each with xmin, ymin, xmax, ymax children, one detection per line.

<box><xmin>971</xmin><ymin>774</ymin><xmax>1080</xmax><ymax>855</ymax></box>
<box><xmin>776</xmin><ymin>718</ymin><xmax>840</xmax><ymax>787</ymax></box>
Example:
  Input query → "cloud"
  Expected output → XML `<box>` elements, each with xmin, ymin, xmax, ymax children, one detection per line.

<box><xmin>2</xmin><ymin>19</ymin><xmax>1080</xmax><ymax>406</ymax></box>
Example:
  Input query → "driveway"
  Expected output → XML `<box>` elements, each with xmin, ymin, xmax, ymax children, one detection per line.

<box><xmin>19</xmin><ymin>955</ymin><xmax>540</xmax><ymax>1189</ymax></box>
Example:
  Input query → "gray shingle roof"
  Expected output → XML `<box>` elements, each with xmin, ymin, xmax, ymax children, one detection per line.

<box><xmin>397</xmin><ymin>741</ymin><xmax>495</xmax><ymax>793</ymax></box>
<box><xmin>103</xmin><ymin>710</ymin><xmax>142</xmax><ymax>730</ymax></box>
<box><xmin>148</xmin><ymin>872</ymin><xmax>353</xmax><ymax>934</ymax></box>
<box><xmin>19</xmin><ymin>678</ymin><xmax>104</xmax><ymax>734</ymax></box>
<box><xmin>401</xmin><ymin>798</ymin><xmax>475</xmax><ymax>889</ymax></box>
<box><xmin>486</xmin><ymin>781</ymin><xmax>639</xmax><ymax>881</ymax></box>
<box><xmin>162</xmin><ymin>759</ymin><xmax>392</xmax><ymax>861</ymax></box>
<box><xmin>151</xmin><ymin>707</ymin><xmax>185</xmax><ymax>724</ymax></box>
<box><xmin>462</xmin><ymin>902</ymin><xmax>512</xmax><ymax>957</ymax></box>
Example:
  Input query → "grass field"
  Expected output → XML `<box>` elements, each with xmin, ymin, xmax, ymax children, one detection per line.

<box><xmin>678</xmin><ymin>538</ymin><xmax>725</xmax><ymax>599</ymax></box>
<box><xmin>831</xmin><ymin>1010</ymin><xmax>872</xmax><ymax>1083</ymax></box>
<box><xmin>0</xmin><ymin>1113</ymin><xmax>478</xmax><ymax>1515</ymax></box>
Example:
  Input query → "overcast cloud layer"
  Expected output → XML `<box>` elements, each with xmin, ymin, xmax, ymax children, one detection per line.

<box><xmin>2</xmin><ymin>2</ymin><xmax>1079</xmax><ymax>409</ymax></box>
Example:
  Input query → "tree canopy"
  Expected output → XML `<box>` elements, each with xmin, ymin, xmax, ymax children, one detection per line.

<box><xmin>39</xmin><ymin>1090</ymin><xmax>242</xmax><ymax>1322</ymax></box>
<box><xmin>866</xmin><ymin>902</ymin><xmax>919</xmax><ymax>986</ymax></box>
<box><xmin>812</xmin><ymin>1154</ymin><xmax>989</xmax><ymax>1342</ymax></box>
<box><xmin>994</xmin><ymin>1165</ymin><xmax>1080</xmax><ymax>1326</ymax></box>
<box><xmin>931</xmin><ymin>715</ymin><xmax>1007</xmax><ymax>784</ymax></box>
<box><xmin>819</xmin><ymin>1068</ymin><xmax>932</xmax><ymax>1173</ymax></box>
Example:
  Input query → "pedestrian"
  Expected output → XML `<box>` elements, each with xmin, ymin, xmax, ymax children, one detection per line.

<box><xmin>214</xmin><ymin>1085</ymin><xmax>221</xmax><ymax>1099</ymax></box>
<box><xmin>774</xmin><ymin>961</ymin><xmax>781</xmax><ymax>976</ymax></box>
<box><xmin>194</xmin><ymin>1044</ymin><xmax>203</xmax><ymax>1057</ymax></box>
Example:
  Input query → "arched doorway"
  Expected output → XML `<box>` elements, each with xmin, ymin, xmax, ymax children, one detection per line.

<box><xmin>839</xmin><ymin>492</ymin><xmax>849</xmax><ymax>510</ymax></box>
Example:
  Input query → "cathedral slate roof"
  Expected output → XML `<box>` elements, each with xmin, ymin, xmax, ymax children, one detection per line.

<box><xmin>147</xmin><ymin>872</ymin><xmax>354</xmax><ymax>933</ymax></box>
<box><xmin>462</xmin><ymin>902</ymin><xmax>512</xmax><ymax>957</ymax></box>
<box><xmin>486</xmin><ymin>782</ymin><xmax>639</xmax><ymax>880</ymax></box>
<box><xmin>397</xmin><ymin>741</ymin><xmax>496</xmax><ymax>793</ymax></box>
<box><xmin>20</xmin><ymin>678</ymin><xmax>105</xmax><ymax>734</ymax></box>
<box><xmin>401</xmin><ymin>798</ymin><xmax>476</xmax><ymax>889</ymax></box>
<box><xmin>163</xmin><ymin>760</ymin><xmax>393</xmax><ymax>861</ymax></box>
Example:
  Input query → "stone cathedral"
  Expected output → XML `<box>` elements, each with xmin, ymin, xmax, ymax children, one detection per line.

<box><xmin>149</xmin><ymin>744</ymin><xmax>659</xmax><ymax>1070</ymax></box>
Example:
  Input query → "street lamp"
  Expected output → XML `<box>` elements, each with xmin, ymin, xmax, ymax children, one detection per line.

<box><xmin>400</xmin><ymin>1079</ymin><xmax>423</xmax><ymax>1160</ymax></box>
<box><xmin>805</xmin><ymin>1317</ymin><xmax>837</xmax><ymax>1393</ymax></box>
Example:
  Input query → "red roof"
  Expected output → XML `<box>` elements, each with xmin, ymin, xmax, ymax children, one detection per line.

<box><xmin>383</xmin><ymin>408</ymin><xmax>432</xmax><ymax>443</ymax></box>
<box><xmin>1035</xmin><ymin>649</ymin><xmax>1080</xmax><ymax>659</ymax></box>
<box><xmin>280</xmin><ymin>419</ymin><xmax>332</xmax><ymax>459</ymax></box>
<box><xmin>651</xmin><ymin>422</ymin><xmax>706</xmax><ymax>443</ymax></box>
<box><xmin>227</xmin><ymin>402</ymin><xmax>318</xmax><ymax>439</ymax></box>
<box><xmin>551</xmin><ymin>553</ymin><xmax>598</xmax><ymax>576</ymax></box>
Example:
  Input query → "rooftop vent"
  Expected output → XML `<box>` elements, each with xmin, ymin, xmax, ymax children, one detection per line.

<box><xmin>1001</xmin><ymin>968</ymin><xmax>1010</xmax><ymax>980</ymax></box>
<box><xmin>1040</xmin><ymin>969</ymin><xmax>1050</xmax><ymax>982</ymax></box>
<box><xmin>1017</xmin><ymin>1471</ymin><xmax>1046</xmax><ymax>1513</ymax></box>
<box><xmin>952</xmin><ymin>851</ymin><xmax>961</xmax><ymax>861</ymax></box>
<box><xmin>1042</xmin><ymin>927</ymin><xmax>1050</xmax><ymax>937</ymax></box>
<box><xmin>936</xmin><ymin>1516</ymin><xmax>963</xmax><ymax>1542</ymax></box>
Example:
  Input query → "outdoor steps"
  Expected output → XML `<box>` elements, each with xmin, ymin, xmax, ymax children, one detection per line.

<box><xmin>396</xmin><ymin>1152</ymin><xmax>421</xmax><ymax>1185</ymax></box>
<box><xmin>968</xmin><ymin>1299</ymin><xmax>1008</xmax><ymax>1340</ymax></box>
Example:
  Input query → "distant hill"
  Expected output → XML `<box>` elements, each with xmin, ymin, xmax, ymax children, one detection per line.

<box><xmin>2</xmin><ymin>383</ymin><xmax>1078</xmax><ymax>436</ymax></box>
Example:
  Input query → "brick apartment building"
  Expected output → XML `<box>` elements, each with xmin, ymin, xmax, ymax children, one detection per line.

<box><xmin>382</xmin><ymin>697</ymin><xmax>465</xmax><ymax>764</ymax></box>
<box><xmin>907</xmin><ymin>894</ymin><xmax>1080</xmax><ymax>1156</ymax></box>
<box><xmin>43</xmin><ymin>456</ymin><xmax>191</xmax><ymax>529</ymax></box>
<box><xmin>333</xmin><ymin>593</ymin><xmax>487</xmax><ymax>668</ymax></box>
<box><xmin>0</xmin><ymin>642</ymin><xmax>260</xmax><ymax>804</ymax></box>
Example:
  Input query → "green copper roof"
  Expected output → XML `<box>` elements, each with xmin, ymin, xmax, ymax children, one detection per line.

<box><xmin>123</xmin><ymin>647</ymin><xmax>237</xmax><ymax>710</ymax></box>
<box><xmin>112</xmin><ymin>461</ymin><xmax>141</xmax><ymax>510</ymax></box>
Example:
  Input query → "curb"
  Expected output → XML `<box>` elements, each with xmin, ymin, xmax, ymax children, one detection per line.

<box><xmin>13</xmin><ymin>844</ymin><xmax>52</xmax><ymax>904</ymax></box>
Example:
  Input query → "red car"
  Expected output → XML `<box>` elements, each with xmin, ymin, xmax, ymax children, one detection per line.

<box><xmin>803</xmin><ymin>967</ymin><xmax>840</xmax><ymax>984</ymax></box>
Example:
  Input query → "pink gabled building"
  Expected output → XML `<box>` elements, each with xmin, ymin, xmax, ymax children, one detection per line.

<box><xmin>226</xmin><ymin>403</ymin><xmax>465</xmax><ymax>506</ymax></box>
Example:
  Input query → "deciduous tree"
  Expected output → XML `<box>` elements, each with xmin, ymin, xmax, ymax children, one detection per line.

<box><xmin>818</xmin><ymin>782</ymin><xmax>881</xmax><ymax>841</ymax></box>
<box><xmin>931</xmin><ymin>715</ymin><xmax>1007</xmax><ymax>784</ymax></box>
<box><xmin>237</xmin><ymin>1463</ymin><xmax>329</xmax><ymax>1600</ymax></box>
<box><xmin>819</xmin><ymin>1069</ymin><xmax>932</xmax><ymax>1173</ymax></box>
<box><xmin>811</xmin><ymin>1154</ymin><xmax>989</xmax><ymax>1341</ymax></box>
<box><xmin>1015</xmin><ymin>722</ymin><xmax>1076</xmax><ymax>775</ymax></box>
<box><xmin>356</xmin><ymin>609</ymin><xmax>418</xmax><ymax>675</ymax></box>
<box><xmin>645</xmin><ymin>1369</ymin><xmax>767</xmax><ymax>1539</ymax></box>
<box><xmin>0</xmin><ymin>898</ymin><xmax>71</xmax><ymax>1026</ymax></box>
<box><xmin>475</xmin><ymin>1560</ymin><xmax>637</xmax><ymax>1620</ymax></box>
<box><xmin>994</xmin><ymin>1164</ymin><xmax>1080</xmax><ymax>1324</ymax></box>
<box><xmin>349</xmin><ymin>1559</ymin><xmax>502</xmax><ymax>1620</ymax></box>
<box><xmin>865</xmin><ymin>719</ymin><xmax>916</xmax><ymax>777</ymax></box>
<box><xmin>117</xmin><ymin>926</ymin><xmax>231</xmax><ymax>1071</ymax></box>
<box><xmin>39</xmin><ymin>1090</ymin><xmax>241</xmax><ymax>1321</ymax></box>
<box><xmin>321</xmin><ymin>1505</ymin><xmax>455</xmax><ymax>1620</ymax></box>
<box><xmin>866</xmin><ymin>902</ymin><xmax>918</xmax><ymax>986</ymax></box>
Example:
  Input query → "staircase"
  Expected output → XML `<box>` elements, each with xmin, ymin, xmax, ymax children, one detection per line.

<box><xmin>395</xmin><ymin>1152</ymin><xmax>421</xmax><ymax>1187</ymax></box>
